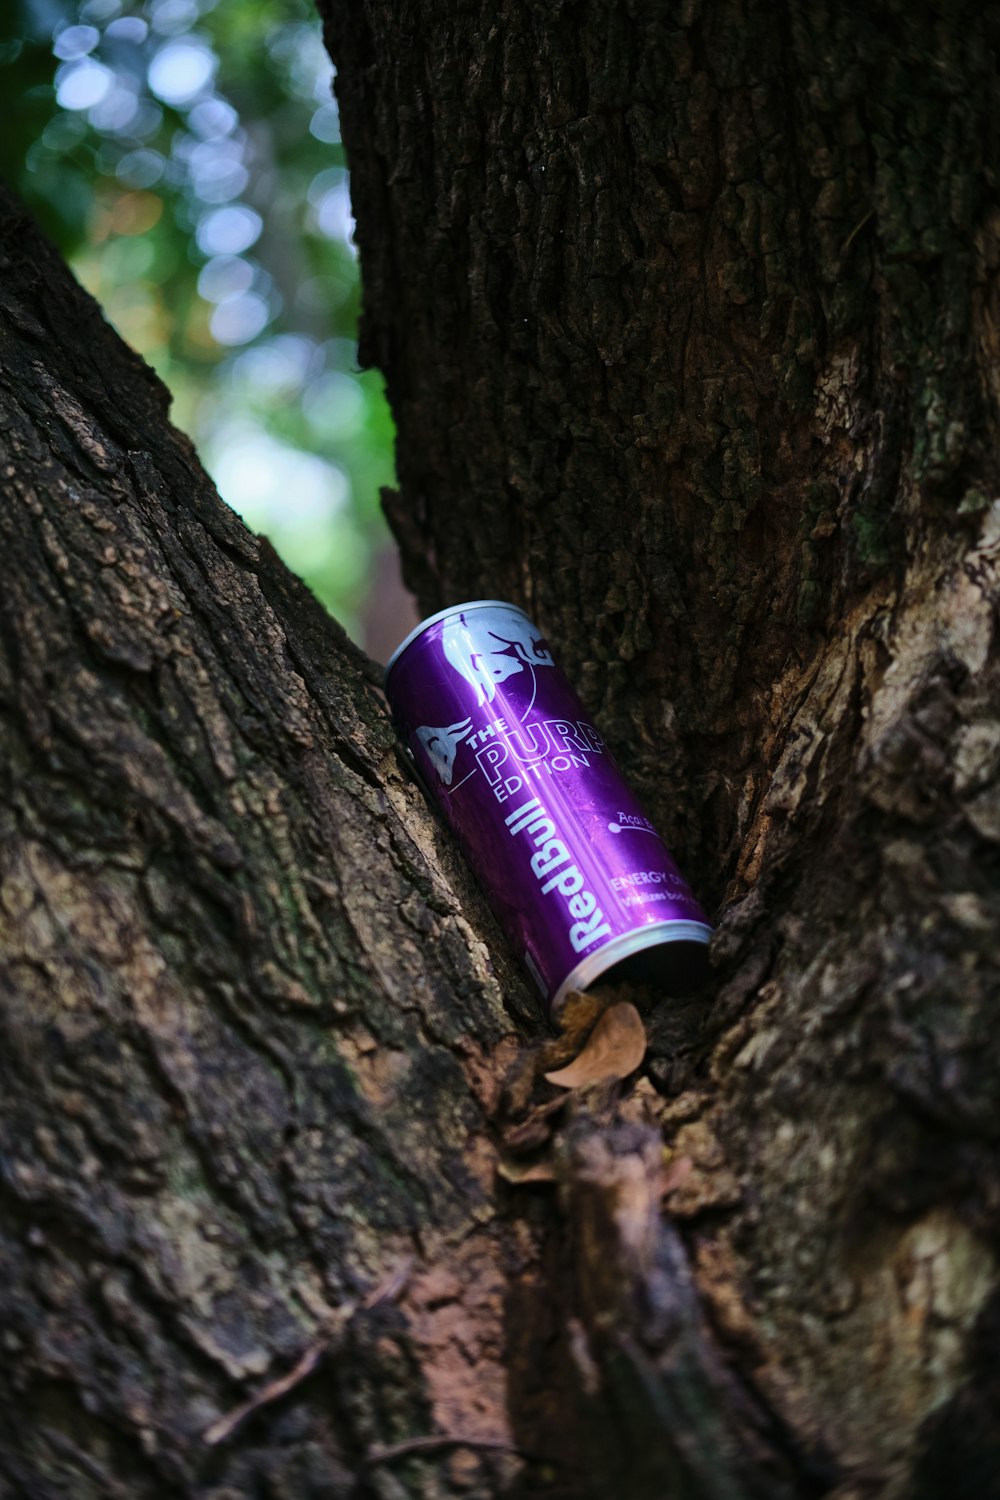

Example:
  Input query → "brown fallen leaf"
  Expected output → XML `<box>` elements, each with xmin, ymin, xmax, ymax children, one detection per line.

<box><xmin>543</xmin><ymin>1001</ymin><xmax>646</xmax><ymax>1089</ymax></box>
<box><xmin>541</xmin><ymin>988</ymin><xmax>608</xmax><ymax>1070</ymax></box>
<box><xmin>500</xmin><ymin>992</ymin><xmax>609</xmax><ymax>1118</ymax></box>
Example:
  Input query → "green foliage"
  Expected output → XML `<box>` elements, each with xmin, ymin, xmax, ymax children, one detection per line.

<box><xmin>0</xmin><ymin>0</ymin><xmax>396</xmax><ymax>636</ymax></box>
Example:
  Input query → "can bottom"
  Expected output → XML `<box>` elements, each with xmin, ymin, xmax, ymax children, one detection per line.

<box><xmin>551</xmin><ymin>920</ymin><xmax>712</xmax><ymax>1015</ymax></box>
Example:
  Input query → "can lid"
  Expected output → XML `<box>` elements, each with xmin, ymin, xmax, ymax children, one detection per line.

<box><xmin>550</xmin><ymin>920</ymin><xmax>712</xmax><ymax>1015</ymax></box>
<box><xmin>384</xmin><ymin>599</ymin><xmax>531</xmax><ymax>681</ymax></box>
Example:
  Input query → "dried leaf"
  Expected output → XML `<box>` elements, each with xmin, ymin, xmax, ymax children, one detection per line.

<box><xmin>498</xmin><ymin>994</ymin><xmax>617</xmax><ymax>1124</ymax></box>
<box><xmin>540</xmin><ymin>989</ymin><xmax>608</xmax><ymax>1071</ymax></box>
<box><xmin>497</xmin><ymin>1155</ymin><xmax>557</xmax><ymax>1184</ymax></box>
<box><xmin>543</xmin><ymin>1002</ymin><xmax>646</xmax><ymax>1089</ymax></box>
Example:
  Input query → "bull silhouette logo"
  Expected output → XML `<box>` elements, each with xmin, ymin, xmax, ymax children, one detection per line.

<box><xmin>441</xmin><ymin>607</ymin><xmax>554</xmax><ymax>707</ymax></box>
<box><xmin>415</xmin><ymin>718</ymin><xmax>473</xmax><ymax>786</ymax></box>
<box><xmin>416</xmin><ymin>608</ymin><xmax>554</xmax><ymax>784</ymax></box>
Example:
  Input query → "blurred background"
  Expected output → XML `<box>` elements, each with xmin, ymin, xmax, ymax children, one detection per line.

<box><xmin>1</xmin><ymin>0</ymin><xmax>417</xmax><ymax>661</ymax></box>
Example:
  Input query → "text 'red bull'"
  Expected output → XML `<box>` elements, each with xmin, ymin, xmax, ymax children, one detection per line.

<box><xmin>505</xmin><ymin>796</ymin><xmax>612</xmax><ymax>952</ymax></box>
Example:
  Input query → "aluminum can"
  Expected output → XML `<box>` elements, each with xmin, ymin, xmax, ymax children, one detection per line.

<box><xmin>386</xmin><ymin>601</ymin><xmax>711</xmax><ymax>1014</ymax></box>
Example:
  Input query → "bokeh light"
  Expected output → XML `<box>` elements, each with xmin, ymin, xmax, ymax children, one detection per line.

<box><xmin>1</xmin><ymin>0</ymin><xmax>401</xmax><ymax>644</ymax></box>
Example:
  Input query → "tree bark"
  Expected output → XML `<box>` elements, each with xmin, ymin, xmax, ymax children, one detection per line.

<box><xmin>319</xmin><ymin>0</ymin><xmax>1000</xmax><ymax>1496</ymax></box>
<box><xmin>0</xmin><ymin>187</ymin><xmax>548</xmax><ymax>1498</ymax></box>
<box><xmin>1</xmin><ymin>1</ymin><xmax>999</xmax><ymax>1497</ymax></box>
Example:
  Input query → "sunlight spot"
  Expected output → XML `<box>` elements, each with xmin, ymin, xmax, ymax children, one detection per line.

<box><xmin>303</xmin><ymin>371</ymin><xmax>365</xmax><ymax>439</ymax></box>
<box><xmin>309</xmin><ymin>102</ymin><xmax>340</xmax><ymax>144</ymax></box>
<box><xmin>229</xmin><ymin>336</ymin><xmax>317</xmax><ymax>395</ymax></box>
<box><xmin>316</xmin><ymin>181</ymin><xmax>359</xmax><ymax>252</ymax></box>
<box><xmin>188</xmin><ymin>139</ymin><xmax>247</xmax><ymax>204</ymax></box>
<box><xmin>150</xmin><ymin>0</ymin><xmax>200</xmax><ymax>36</ymax></box>
<box><xmin>188</xmin><ymin>96</ymin><xmax>238</xmax><ymax>139</ymax></box>
<box><xmin>105</xmin><ymin>16</ymin><xmax>149</xmax><ymax>44</ymax></box>
<box><xmin>53</xmin><ymin>25</ymin><xmax>100</xmax><ymax>60</ymax></box>
<box><xmin>210</xmin><ymin>292</ymin><xmax>270</xmax><ymax>345</ymax></box>
<box><xmin>116</xmin><ymin>147</ymin><xmax>165</xmax><ymax>189</ymax></box>
<box><xmin>80</xmin><ymin>0</ymin><xmax>121</xmax><ymax>21</ymax></box>
<box><xmin>197</xmin><ymin>254</ymin><xmax>255</xmax><ymax>303</ymax></box>
<box><xmin>56</xmin><ymin>58</ymin><xmax>114</xmax><ymax>111</ymax></box>
<box><xmin>196</xmin><ymin>203</ymin><xmax>262</xmax><ymax>256</ymax></box>
<box><xmin>89</xmin><ymin>81</ymin><xmax>141</xmax><ymax>133</ymax></box>
<box><xmin>125</xmin><ymin>100</ymin><xmax>163</xmax><ymax>138</ymax></box>
<box><xmin>211</xmin><ymin>424</ymin><xmax>350</xmax><ymax>552</ymax></box>
<box><xmin>148</xmin><ymin>39</ymin><xmax>215</xmax><ymax>106</ymax></box>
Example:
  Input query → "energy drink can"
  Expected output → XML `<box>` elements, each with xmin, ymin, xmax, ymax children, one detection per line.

<box><xmin>385</xmin><ymin>601</ymin><xmax>711</xmax><ymax>1014</ymax></box>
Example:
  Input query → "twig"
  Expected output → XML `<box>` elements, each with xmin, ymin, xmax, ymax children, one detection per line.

<box><xmin>203</xmin><ymin>1339</ymin><xmax>329</xmax><ymax>1446</ymax></box>
<box><xmin>363</xmin><ymin>1254</ymin><xmax>414</xmax><ymax>1309</ymax></box>
<box><xmin>841</xmin><ymin>209</ymin><xmax>874</xmax><ymax>257</ymax></box>
<box><xmin>363</xmin><ymin>1434</ymin><xmax>541</xmax><ymax>1468</ymax></box>
<box><xmin>204</xmin><ymin>1256</ymin><xmax>415</xmax><ymax>1446</ymax></box>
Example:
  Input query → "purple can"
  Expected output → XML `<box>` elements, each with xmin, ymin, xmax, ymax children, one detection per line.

<box><xmin>386</xmin><ymin>601</ymin><xmax>711</xmax><ymax>1014</ymax></box>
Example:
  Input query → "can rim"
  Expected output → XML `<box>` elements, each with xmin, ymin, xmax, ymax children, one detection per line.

<box><xmin>384</xmin><ymin>599</ymin><xmax>531</xmax><ymax>680</ymax></box>
<box><xmin>550</xmin><ymin>920</ymin><xmax>712</xmax><ymax>1014</ymax></box>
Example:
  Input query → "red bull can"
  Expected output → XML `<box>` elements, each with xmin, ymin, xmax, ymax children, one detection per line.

<box><xmin>385</xmin><ymin>601</ymin><xmax>711</xmax><ymax>1014</ymax></box>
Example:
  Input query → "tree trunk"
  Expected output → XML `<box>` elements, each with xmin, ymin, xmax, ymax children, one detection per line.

<box><xmin>319</xmin><ymin>0</ymin><xmax>1000</xmax><ymax>1495</ymax></box>
<box><xmin>0</xmin><ymin>186</ymin><xmax>545</xmax><ymax>1499</ymax></box>
<box><xmin>0</xmin><ymin>2</ymin><xmax>998</xmax><ymax>1498</ymax></box>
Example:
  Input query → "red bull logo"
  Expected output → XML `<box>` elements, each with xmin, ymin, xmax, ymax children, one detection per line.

<box><xmin>415</xmin><ymin>718</ymin><xmax>473</xmax><ymax>785</ymax></box>
<box><xmin>439</xmin><ymin>605</ymin><xmax>554</xmax><ymax>707</ymax></box>
<box><xmin>413</xmin><ymin>608</ymin><xmax>582</xmax><ymax>789</ymax></box>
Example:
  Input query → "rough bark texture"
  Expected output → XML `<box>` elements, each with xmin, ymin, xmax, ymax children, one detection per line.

<box><xmin>2</xmin><ymin>0</ymin><xmax>1000</xmax><ymax>1497</ymax></box>
<box><xmin>0</xmin><ymin>188</ymin><xmax>549</xmax><ymax>1498</ymax></box>
<box><xmin>320</xmin><ymin>0</ymin><xmax>1000</xmax><ymax>1496</ymax></box>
